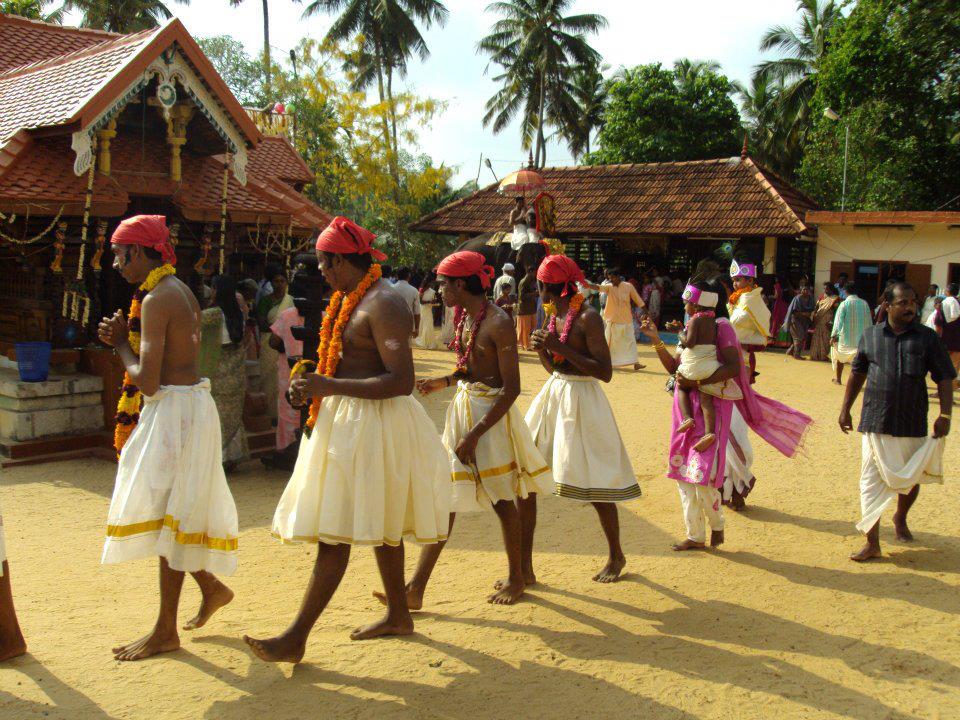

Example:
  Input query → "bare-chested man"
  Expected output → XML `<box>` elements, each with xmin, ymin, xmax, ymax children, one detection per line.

<box><xmin>0</xmin><ymin>506</ymin><xmax>26</xmax><ymax>661</ymax></box>
<box><xmin>525</xmin><ymin>255</ymin><xmax>641</xmax><ymax>583</ymax></box>
<box><xmin>98</xmin><ymin>215</ymin><xmax>238</xmax><ymax>661</ymax></box>
<box><xmin>244</xmin><ymin>217</ymin><xmax>449</xmax><ymax>664</ymax></box>
<box><xmin>384</xmin><ymin>250</ymin><xmax>552</xmax><ymax>607</ymax></box>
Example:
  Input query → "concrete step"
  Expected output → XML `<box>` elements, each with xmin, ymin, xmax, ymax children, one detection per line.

<box><xmin>247</xmin><ymin>429</ymin><xmax>275</xmax><ymax>453</ymax></box>
<box><xmin>1</xmin><ymin>446</ymin><xmax>114</xmax><ymax>469</ymax></box>
<box><xmin>0</xmin><ymin>431</ymin><xmax>113</xmax><ymax>460</ymax></box>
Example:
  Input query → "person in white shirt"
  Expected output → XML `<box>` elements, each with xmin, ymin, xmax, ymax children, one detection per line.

<box><xmin>393</xmin><ymin>267</ymin><xmax>422</xmax><ymax>339</ymax></box>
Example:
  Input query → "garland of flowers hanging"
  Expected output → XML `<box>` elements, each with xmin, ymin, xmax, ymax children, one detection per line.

<box><xmin>545</xmin><ymin>293</ymin><xmax>585</xmax><ymax>365</ymax></box>
<box><xmin>114</xmin><ymin>263</ymin><xmax>177</xmax><ymax>455</ymax></box>
<box><xmin>304</xmin><ymin>263</ymin><xmax>382</xmax><ymax>434</ymax></box>
<box><xmin>453</xmin><ymin>301</ymin><xmax>489</xmax><ymax>373</ymax></box>
<box><xmin>0</xmin><ymin>206</ymin><xmax>64</xmax><ymax>246</ymax></box>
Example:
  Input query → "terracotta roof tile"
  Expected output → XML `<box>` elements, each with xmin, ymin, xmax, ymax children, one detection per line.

<box><xmin>411</xmin><ymin>157</ymin><xmax>817</xmax><ymax>238</ymax></box>
<box><xmin>0</xmin><ymin>13</ymin><xmax>118</xmax><ymax>73</ymax></box>
<box><xmin>245</xmin><ymin>136</ymin><xmax>313</xmax><ymax>185</ymax></box>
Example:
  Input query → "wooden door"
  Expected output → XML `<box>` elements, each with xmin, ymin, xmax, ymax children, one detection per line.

<box><xmin>830</xmin><ymin>261</ymin><xmax>853</xmax><ymax>284</ymax></box>
<box><xmin>905</xmin><ymin>263</ymin><xmax>932</xmax><ymax>294</ymax></box>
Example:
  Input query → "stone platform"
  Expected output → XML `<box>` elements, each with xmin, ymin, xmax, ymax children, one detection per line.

<box><xmin>0</xmin><ymin>367</ymin><xmax>104</xmax><ymax>442</ymax></box>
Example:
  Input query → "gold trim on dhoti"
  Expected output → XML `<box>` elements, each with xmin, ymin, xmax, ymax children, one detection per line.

<box><xmin>106</xmin><ymin>515</ymin><xmax>238</xmax><ymax>552</ymax></box>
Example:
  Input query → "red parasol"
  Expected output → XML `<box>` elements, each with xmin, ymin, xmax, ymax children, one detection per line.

<box><xmin>498</xmin><ymin>168</ymin><xmax>545</xmax><ymax>196</ymax></box>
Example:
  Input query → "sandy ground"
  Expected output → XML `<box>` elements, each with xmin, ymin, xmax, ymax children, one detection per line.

<box><xmin>1</xmin><ymin>345</ymin><xmax>959</xmax><ymax>719</ymax></box>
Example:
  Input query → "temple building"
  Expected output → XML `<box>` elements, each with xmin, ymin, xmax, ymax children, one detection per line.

<box><xmin>0</xmin><ymin>13</ymin><xmax>329</xmax><ymax>463</ymax></box>
<box><xmin>411</xmin><ymin>150</ymin><xmax>819</xmax><ymax>284</ymax></box>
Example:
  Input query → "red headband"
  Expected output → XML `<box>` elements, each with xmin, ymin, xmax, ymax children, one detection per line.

<box><xmin>537</xmin><ymin>254</ymin><xmax>584</xmax><ymax>296</ymax></box>
<box><xmin>111</xmin><ymin>215</ymin><xmax>176</xmax><ymax>265</ymax></box>
<box><xmin>436</xmin><ymin>251</ymin><xmax>495</xmax><ymax>290</ymax></box>
<box><xmin>316</xmin><ymin>216</ymin><xmax>386</xmax><ymax>261</ymax></box>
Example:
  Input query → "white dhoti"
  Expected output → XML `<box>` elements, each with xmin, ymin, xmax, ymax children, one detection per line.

<box><xmin>723</xmin><ymin>407</ymin><xmax>755</xmax><ymax>501</ymax></box>
<box><xmin>525</xmin><ymin>372</ymin><xmax>640</xmax><ymax>502</ymax></box>
<box><xmin>831</xmin><ymin>341</ymin><xmax>858</xmax><ymax>370</ymax></box>
<box><xmin>677</xmin><ymin>482</ymin><xmax>724</xmax><ymax>543</ymax></box>
<box><xmin>415</xmin><ymin>318</ymin><xmax>442</xmax><ymax>350</ymax></box>
<box><xmin>102</xmin><ymin>381</ymin><xmax>239</xmax><ymax>575</ymax></box>
<box><xmin>440</xmin><ymin>307</ymin><xmax>455</xmax><ymax>347</ymax></box>
<box><xmin>272</xmin><ymin>394</ymin><xmax>450</xmax><ymax>546</ymax></box>
<box><xmin>446</xmin><ymin>381</ymin><xmax>552</xmax><ymax>512</ymax></box>
<box><xmin>857</xmin><ymin>434</ymin><xmax>944</xmax><ymax>534</ymax></box>
<box><xmin>604</xmin><ymin>320</ymin><xmax>638</xmax><ymax>367</ymax></box>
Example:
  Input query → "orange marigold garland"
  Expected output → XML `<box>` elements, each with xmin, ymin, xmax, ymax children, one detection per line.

<box><xmin>114</xmin><ymin>263</ymin><xmax>176</xmax><ymax>455</ymax></box>
<box><xmin>304</xmin><ymin>263</ymin><xmax>382</xmax><ymax>433</ymax></box>
<box><xmin>546</xmin><ymin>292</ymin><xmax>585</xmax><ymax>365</ymax></box>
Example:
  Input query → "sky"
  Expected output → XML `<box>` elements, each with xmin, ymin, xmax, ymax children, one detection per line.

<box><xmin>66</xmin><ymin>0</ymin><xmax>804</xmax><ymax>186</ymax></box>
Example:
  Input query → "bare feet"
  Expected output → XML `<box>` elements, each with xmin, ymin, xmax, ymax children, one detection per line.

<box><xmin>677</xmin><ymin>418</ymin><xmax>695</xmax><ymax>433</ymax></box>
<box><xmin>831</xmin><ymin>379</ymin><xmax>842</xmax><ymax>385</ymax></box>
<box><xmin>243</xmin><ymin>633</ymin><xmax>306</xmax><ymax>664</ymax></box>
<box><xmin>350</xmin><ymin>614</ymin><xmax>414</xmax><ymax>641</ymax></box>
<box><xmin>710</xmin><ymin>530</ymin><xmax>724</xmax><ymax>547</ymax></box>
<box><xmin>850</xmin><ymin>543</ymin><xmax>882</xmax><ymax>562</ymax></box>
<box><xmin>112</xmin><ymin>627</ymin><xmax>180</xmax><ymax>661</ymax></box>
<box><xmin>592</xmin><ymin>556</ymin><xmax>626</xmax><ymax>583</ymax></box>
<box><xmin>693</xmin><ymin>433</ymin><xmax>716</xmax><ymax>452</ymax></box>
<box><xmin>494</xmin><ymin>567</ymin><xmax>536</xmax><ymax>590</ymax></box>
<box><xmin>487</xmin><ymin>578</ymin><xmax>525</xmax><ymax>605</ymax></box>
<box><xmin>672</xmin><ymin>539</ymin><xmax>706</xmax><ymax>551</ymax></box>
<box><xmin>373</xmin><ymin>584</ymin><xmax>424</xmax><ymax>611</ymax></box>
<box><xmin>892</xmin><ymin>513</ymin><xmax>914</xmax><ymax>541</ymax></box>
<box><xmin>183</xmin><ymin>581</ymin><xmax>234</xmax><ymax>630</ymax></box>
<box><xmin>0</xmin><ymin>640</ymin><xmax>26</xmax><ymax>662</ymax></box>
<box><xmin>633</xmin><ymin>363</ymin><xmax>645</xmax><ymax>371</ymax></box>
<box><xmin>725</xmin><ymin>493</ymin><xmax>746</xmax><ymax>511</ymax></box>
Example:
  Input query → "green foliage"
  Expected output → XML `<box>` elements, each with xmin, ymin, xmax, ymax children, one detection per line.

<box><xmin>586</xmin><ymin>63</ymin><xmax>741</xmax><ymax>165</ymax></box>
<box><xmin>63</xmin><ymin>0</ymin><xmax>188</xmax><ymax>32</ymax></box>
<box><xmin>197</xmin><ymin>35</ymin><xmax>269</xmax><ymax>107</ymax></box>
<box><xmin>1</xmin><ymin>0</ymin><xmax>64</xmax><ymax>21</ymax></box>
<box><xmin>799</xmin><ymin>0</ymin><xmax>960</xmax><ymax>209</ymax></box>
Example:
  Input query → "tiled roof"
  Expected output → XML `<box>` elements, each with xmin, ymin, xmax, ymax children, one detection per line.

<box><xmin>245</xmin><ymin>136</ymin><xmax>314</xmax><ymax>185</ymax></box>
<box><xmin>0</xmin><ymin>134</ymin><xmax>330</xmax><ymax>231</ymax></box>
<box><xmin>0</xmin><ymin>28</ymin><xmax>157</xmax><ymax>146</ymax></box>
<box><xmin>411</xmin><ymin>157</ymin><xmax>818</xmax><ymax>238</ymax></box>
<box><xmin>0</xmin><ymin>13</ymin><xmax>118</xmax><ymax>73</ymax></box>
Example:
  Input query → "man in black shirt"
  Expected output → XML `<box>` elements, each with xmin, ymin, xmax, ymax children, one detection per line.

<box><xmin>839</xmin><ymin>283</ymin><xmax>955</xmax><ymax>561</ymax></box>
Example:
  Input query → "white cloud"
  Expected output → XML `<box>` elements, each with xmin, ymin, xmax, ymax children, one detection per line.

<box><xmin>66</xmin><ymin>0</ymin><xmax>803</xmax><ymax>184</ymax></box>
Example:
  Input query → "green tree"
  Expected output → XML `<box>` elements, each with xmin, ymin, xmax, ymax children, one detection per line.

<box><xmin>737</xmin><ymin>74</ymin><xmax>802</xmax><ymax>176</ymax></box>
<box><xmin>799</xmin><ymin>0</ymin><xmax>960</xmax><ymax>209</ymax></box>
<box><xmin>299</xmin><ymin>0</ymin><xmax>449</xmax><ymax>244</ymax></box>
<box><xmin>478</xmin><ymin>0</ymin><xmax>607</xmax><ymax>167</ymax></box>
<box><xmin>64</xmin><ymin>0</ymin><xmax>189</xmax><ymax>32</ymax></box>
<box><xmin>561</xmin><ymin>61</ymin><xmax>606</xmax><ymax>160</ymax></box>
<box><xmin>227</xmin><ymin>0</ymin><xmax>273</xmax><ymax>100</ymax></box>
<box><xmin>586</xmin><ymin>63</ymin><xmax>741</xmax><ymax>165</ymax></box>
<box><xmin>1</xmin><ymin>0</ymin><xmax>64</xmax><ymax>21</ymax></box>
<box><xmin>197</xmin><ymin>35</ymin><xmax>268</xmax><ymax>107</ymax></box>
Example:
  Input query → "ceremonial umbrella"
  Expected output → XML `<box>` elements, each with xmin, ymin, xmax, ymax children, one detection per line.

<box><xmin>498</xmin><ymin>168</ymin><xmax>545</xmax><ymax>196</ymax></box>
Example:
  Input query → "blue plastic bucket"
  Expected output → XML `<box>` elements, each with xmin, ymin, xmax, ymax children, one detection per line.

<box><xmin>15</xmin><ymin>342</ymin><xmax>51</xmax><ymax>382</ymax></box>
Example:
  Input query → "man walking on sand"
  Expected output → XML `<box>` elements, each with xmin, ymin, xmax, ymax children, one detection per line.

<box><xmin>99</xmin><ymin>215</ymin><xmax>238</xmax><ymax>662</ymax></box>
<box><xmin>583</xmin><ymin>268</ymin><xmax>645</xmax><ymax>371</ymax></box>
<box><xmin>526</xmin><ymin>255</ymin><xmax>641</xmax><ymax>583</ymax></box>
<box><xmin>839</xmin><ymin>283</ymin><xmax>954</xmax><ymax>562</ymax></box>
<box><xmin>386</xmin><ymin>250</ymin><xmax>552</xmax><ymax>608</ymax></box>
<box><xmin>831</xmin><ymin>282</ymin><xmax>872</xmax><ymax>385</ymax></box>
<box><xmin>244</xmin><ymin>217</ymin><xmax>450</xmax><ymax>663</ymax></box>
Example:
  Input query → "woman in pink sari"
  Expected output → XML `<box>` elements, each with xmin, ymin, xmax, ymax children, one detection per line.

<box><xmin>642</xmin><ymin>277</ymin><xmax>812</xmax><ymax>548</ymax></box>
<box><xmin>770</xmin><ymin>278</ymin><xmax>789</xmax><ymax>338</ymax></box>
<box><xmin>269</xmin><ymin>305</ymin><xmax>304</xmax><ymax>452</ymax></box>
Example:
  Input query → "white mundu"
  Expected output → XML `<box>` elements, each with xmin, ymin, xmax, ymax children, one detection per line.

<box><xmin>272</xmin><ymin>394</ymin><xmax>451</xmax><ymax>546</ymax></box>
<box><xmin>446</xmin><ymin>381</ymin><xmax>552</xmax><ymax>512</ymax></box>
<box><xmin>102</xmin><ymin>380</ymin><xmax>239</xmax><ymax>575</ymax></box>
<box><xmin>604</xmin><ymin>321</ymin><xmax>637</xmax><ymax>367</ymax></box>
<box><xmin>857</xmin><ymin>434</ymin><xmax>944</xmax><ymax>533</ymax></box>
<box><xmin>677</xmin><ymin>345</ymin><xmax>742</xmax><ymax>400</ymax></box>
<box><xmin>525</xmin><ymin>372</ymin><xmax>640</xmax><ymax>502</ymax></box>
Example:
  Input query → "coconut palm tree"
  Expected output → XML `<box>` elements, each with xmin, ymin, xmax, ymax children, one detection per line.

<box><xmin>478</xmin><ymin>0</ymin><xmax>606</xmax><ymax>168</ymax></box>
<box><xmin>228</xmin><ymin>0</ymin><xmax>273</xmax><ymax>99</ymax></box>
<box><xmin>562</xmin><ymin>61</ymin><xmax>606</xmax><ymax>160</ymax></box>
<box><xmin>1</xmin><ymin>0</ymin><xmax>65</xmax><ymax>21</ymax></box>
<box><xmin>64</xmin><ymin>0</ymin><xmax>188</xmax><ymax>32</ymax></box>
<box><xmin>753</xmin><ymin>0</ymin><xmax>839</xmax><ymax>133</ymax></box>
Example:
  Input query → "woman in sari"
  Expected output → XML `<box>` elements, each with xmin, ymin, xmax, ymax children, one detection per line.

<box><xmin>809</xmin><ymin>282</ymin><xmax>840</xmax><ymax>361</ymax></box>
<box><xmin>200</xmin><ymin>275</ymin><xmax>250</xmax><ymax>470</ymax></box>
<box><xmin>415</xmin><ymin>275</ymin><xmax>443</xmax><ymax>350</ymax></box>
<box><xmin>784</xmin><ymin>284</ymin><xmax>815</xmax><ymax>359</ymax></box>
<box><xmin>256</xmin><ymin>267</ymin><xmax>294</xmax><ymax>421</ymax></box>
<box><xmin>769</xmin><ymin>277</ymin><xmax>789</xmax><ymax>339</ymax></box>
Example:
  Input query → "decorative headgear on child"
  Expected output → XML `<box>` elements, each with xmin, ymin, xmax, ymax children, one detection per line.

<box><xmin>111</xmin><ymin>215</ymin><xmax>176</xmax><ymax>265</ymax></box>
<box><xmin>730</xmin><ymin>260</ymin><xmax>757</xmax><ymax>279</ymax></box>
<box><xmin>436</xmin><ymin>251</ymin><xmax>495</xmax><ymax>289</ymax></box>
<box><xmin>682</xmin><ymin>284</ymin><xmax>719</xmax><ymax>309</ymax></box>
<box><xmin>537</xmin><ymin>255</ymin><xmax>585</xmax><ymax>296</ymax></box>
<box><xmin>316</xmin><ymin>216</ymin><xmax>387</xmax><ymax>260</ymax></box>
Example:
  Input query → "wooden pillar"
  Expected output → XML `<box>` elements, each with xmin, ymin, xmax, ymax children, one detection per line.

<box><xmin>164</xmin><ymin>105</ymin><xmax>195</xmax><ymax>182</ymax></box>
<box><xmin>96</xmin><ymin>119</ymin><xmax>117</xmax><ymax>177</ymax></box>
<box><xmin>763</xmin><ymin>236</ymin><xmax>777</xmax><ymax>275</ymax></box>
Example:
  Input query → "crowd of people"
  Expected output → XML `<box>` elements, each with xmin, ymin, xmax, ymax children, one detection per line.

<box><xmin>0</xmin><ymin>214</ymin><xmax>952</xmax><ymax>669</ymax></box>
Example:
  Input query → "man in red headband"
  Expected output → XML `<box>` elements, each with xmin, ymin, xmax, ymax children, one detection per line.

<box><xmin>525</xmin><ymin>255</ymin><xmax>640</xmax><ymax>582</ymax></box>
<box><xmin>98</xmin><ymin>214</ymin><xmax>238</xmax><ymax>661</ymax></box>
<box><xmin>245</xmin><ymin>217</ymin><xmax>449</xmax><ymax>663</ymax></box>
<box><xmin>382</xmin><ymin>250</ymin><xmax>551</xmax><ymax>608</ymax></box>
